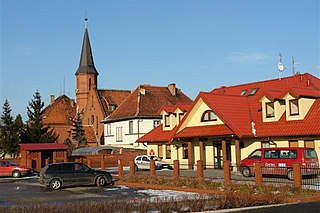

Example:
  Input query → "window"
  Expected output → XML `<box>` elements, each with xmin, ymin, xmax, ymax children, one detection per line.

<box><xmin>164</xmin><ymin>115</ymin><xmax>170</xmax><ymax>127</ymax></box>
<box><xmin>91</xmin><ymin>115</ymin><xmax>94</xmax><ymax>124</ymax></box>
<box><xmin>248</xmin><ymin>150</ymin><xmax>262</xmax><ymax>159</ymax></box>
<box><xmin>289</xmin><ymin>140</ymin><xmax>298</xmax><ymax>147</ymax></box>
<box><xmin>261</xmin><ymin>141</ymin><xmax>270</xmax><ymax>148</ymax></box>
<box><xmin>96</xmin><ymin>116</ymin><xmax>98</xmax><ymax>135</ymax></box>
<box><xmin>264</xmin><ymin>150</ymin><xmax>280</xmax><ymax>159</ymax></box>
<box><xmin>158</xmin><ymin>145</ymin><xmax>163</xmax><ymax>158</ymax></box>
<box><xmin>182</xmin><ymin>144</ymin><xmax>188</xmax><ymax>159</ymax></box>
<box><xmin>166</xmin><ymin>145</ymin><xmax>171</xmax><ymax>159</ymax></box>
<box><xmin>289</xmin><ymin>99</ymin><xmax>299</xmax><ymax>115</ymax></box>
<box><xmin>129</xmin><ymin>121</ymin><xmax>133</xmax><ymax>134</ymax></box>
<box><xmin>106</xmin><ymin>124</ymin><xmax>111</xmax><ymax>136</ymax></box>
<box><xmin>304</xmin><ymin>149</ymin><xmax>317</xmax><ymax>159</ymax></box>
<box><xmin>116</xmin><ymin>127</ymin><xmax>123</xmax><ymax>142</ymax></box>
<box><xmin>153</xmin><ymin>120</ymin><xmax>161</xmax><ymax>128</ymax></box>
<box><xmin>240</xmin><ymin>90</ymin><xmax>247</xmax><ymax>96</ymax></box>
<box><xmin>109</xmin><ymin>105</ymin><xmax>116</xmax><ymax>111</ymax></box>
<box><xmin>89</xmin><ymin>78</ymin><xmax>92</xmax><ymax>90</ymax></box>
<box><xmin>266</xmin><ymin>102</ymin><xmax>275</xmax><ymax>118</ymax></box>
<box><xmin>248</xmin><ymin>88</ymin><xmax>259</xmax><ymax>96</ymax></box>
<box><xmin>201</xmin><ymin>110</ymin><xmax>217</xmax><ymax>122</ymax></box>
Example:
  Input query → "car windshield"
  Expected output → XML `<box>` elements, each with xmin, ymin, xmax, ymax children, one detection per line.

<box><xmin>150</xmin><ymin>156</ymin><xmax>161</xmax><ymax>161</ymax></box>
<box><xmin>304</xmin><ymin>149</ymin><xmax>317</xmax><ymax>158</ymax></box>
<box><xmin>6</xmin><ymin>160</ymin><xmax>18</xmax><ymax>166</ymax></box>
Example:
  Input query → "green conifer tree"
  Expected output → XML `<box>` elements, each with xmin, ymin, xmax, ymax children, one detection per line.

<box><xmin>25</xmin><ymin>90</ymin><xmax>58</xmax><ymax>143</ymax></box>
<box><xmin>0</xmin><ymin>100</ymin><xmax>20</xmax><ymax>158</ymax></box>
<box><xmin>71</xmin><ymin>113</ymin><xmax>87</xmax><ymax>148</ymax></box>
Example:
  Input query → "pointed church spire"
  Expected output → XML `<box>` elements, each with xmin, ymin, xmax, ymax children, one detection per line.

<box><xmin>75</xmin><ymin>17</ymin><xmax>99</xmax><ymax>75</ymax></box>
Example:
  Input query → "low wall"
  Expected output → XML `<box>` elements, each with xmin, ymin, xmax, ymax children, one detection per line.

<box><xmin>70</xmin><ymin>149</ymin><xmax>146</xmax><ymax>168</ymax></box>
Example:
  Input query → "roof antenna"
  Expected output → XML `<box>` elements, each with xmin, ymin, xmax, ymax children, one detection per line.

<box><xmin>278</xmin><ymin>53</ymin><xmax>285</xmax><ymax>80</ymax></box>
<box><xmin>84</xmin><ymin>11</ymin><xmax>88</xmax><ymax>29</ymax></box>
<box><xmin>292</xmin><ymin>57</ymin><xmax>299</xmax><ymax>75</ymax></box>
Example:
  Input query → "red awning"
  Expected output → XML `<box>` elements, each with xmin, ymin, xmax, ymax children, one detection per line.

<box><xmin>19</xmin><ymin>143</ymin><xmax>68</xmax><ymax>151</ymax></box>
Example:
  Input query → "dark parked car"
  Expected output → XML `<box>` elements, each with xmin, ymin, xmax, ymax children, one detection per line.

<box><xmin>39</xmin><ymin>162</ymin><xmax>112</xmax><ymax>190</ymax></box>
<box><xmin>0</xmin><ymin>160</ymin><xmax>34</xmax><ymax>178</ymax></box>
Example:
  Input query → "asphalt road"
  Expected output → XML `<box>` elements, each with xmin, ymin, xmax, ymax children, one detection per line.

<box><xmin>236</xmin><ymin>201</ymin><xmax>320</xmax><ymax>213</ymax></box>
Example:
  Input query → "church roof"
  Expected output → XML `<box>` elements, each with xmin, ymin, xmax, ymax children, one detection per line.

<box><xmin>75</xmin><ymin>22</ymin><xmax>98</xmax><ymax>75</ymax></box>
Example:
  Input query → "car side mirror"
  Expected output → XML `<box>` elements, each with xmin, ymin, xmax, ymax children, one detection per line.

<box><xmin>6</xmin><ymin>165</ymin><xmax>10</xmax><ymax>167</ymax></box>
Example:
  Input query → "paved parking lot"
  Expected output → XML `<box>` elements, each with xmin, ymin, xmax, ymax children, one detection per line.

<box><xmin>0</xmin><ymin>177</ymin><xmax>198</xmax><ymax>207</ymax></box>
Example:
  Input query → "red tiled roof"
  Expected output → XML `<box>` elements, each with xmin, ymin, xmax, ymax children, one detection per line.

<box><xmin>104</xmin><ymin>85</ymin><xmax>192</xmax><ymax>121</ymax></box>
<box><xmin>137</xmin><ymin>125</ymin><xmax>177</xmax><ymax>143</ymax></box>
<box><xmin>43</xmin><ymin>95</ymin><xmax>76</xmax><ymax>125</ymax></box>
<box><xmin>175</xmin><ymin>125</ymin><xmax>234</xmax><ymax>138</ymax></box>
<box><xmin>98</xmin><ymin>89</ymin><xmax>131</xmax><ymax>115</ymax></box>
<box><xmin>20</xmin><ymin>143</ymin><xmax>68</xmax><ymax>151</ymax></box>
<box><xmin>207</xmin><ymin>73</ymin><xmax>320</xmax><ymax>138</ymax></box>
<box><xmin>256</xmin><ymin>99</ymin><xmax>320</xmax><ymax>137</ymax></box>
<box><xmin>158</xmin><ymin>103</ymin><xmax>192</xmax><ymax>114</ymax></box>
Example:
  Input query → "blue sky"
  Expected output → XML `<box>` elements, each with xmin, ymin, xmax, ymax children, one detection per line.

<box><xmin>1</xmin><ymin>0</ymin><xmax>319</xmax><ymax>120</ymax></box>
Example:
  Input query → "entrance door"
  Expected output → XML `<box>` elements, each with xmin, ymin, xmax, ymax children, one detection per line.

<box><xmin>214</xmin><ymin>143</ymin><xmax>223</xmax><ymax>169</ymax></box>
<box><xmin>214</xmin><ymin>142</ymin><xmax>231</xmax><ymax>169</ymax></box>
<box><xmin>41</xmin><ymin>151</ymin><xmax>53</xmax><ymax>168</ymax></box>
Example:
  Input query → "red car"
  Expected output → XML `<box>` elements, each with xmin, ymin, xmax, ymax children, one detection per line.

<box><xmin>240</xmin><ymin>147</ymin><xmax>319</xmax><ymax>180</ymax></box>
<box><xmin>0</xmin><ymin>160</ymin><xmax>34</xmax><ymax>178</ymax></box>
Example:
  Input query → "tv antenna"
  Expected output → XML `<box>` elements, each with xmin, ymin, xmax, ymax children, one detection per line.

<box><xmin>292</xmin><ymin>57</ymin><xmax>299</xmax><ymax>75</ymax></box>
<box><xmin>278</xmin><ymin>53</ymin><xmax>285</xmax><ymax>79</ymax></box>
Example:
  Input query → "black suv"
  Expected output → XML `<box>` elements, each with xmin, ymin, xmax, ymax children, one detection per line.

<box><xmin>39</xmin><ymin>162</ymin><xmax>112</xmax><ymax>190</ymax></box>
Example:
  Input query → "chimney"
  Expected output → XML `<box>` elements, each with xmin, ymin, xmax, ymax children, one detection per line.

<box><xmin>168</xmin><ymin>83</ymin><xmax>176</xmax><ymax>96</ymax></box>
<box><xmin>70</xmin><ymin>99</ymin><xmax>75</xmax><ymax>108</ymax></box>
<box><xmin>50</xmin><ymin>95</ymin><xmax>55</xmax><ymax>104</ymax></box>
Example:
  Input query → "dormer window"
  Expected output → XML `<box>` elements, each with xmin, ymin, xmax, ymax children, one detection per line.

<box><xmin>266</xmin><ymin>102</ymin><xmax>275</xmax><ymax>118</ymax></box>
<box><xmin>164</xmin><ymin>115</ymin><xmax>170</xmax><ymax>127</ymax></box>
<box><xmin>248</xmin><ymin>88</ymin><xmax>259</xmax><ymax>96</ymax></box>
<box><xmin>289</xmin><ymin>99</ymin><xmax>299</xmax><ymax>115</ymax></box>
<box><xmin>179</xmin><ymin>113</ymin><xmax>184</xmax><ymax>121</ymax></box>
<box><xmin>201</xmin><ymin>110</ymin><xmax>217</xmax><ymax>122</ymax></box>
<box><xmin>240</xmin><ymin>90</ymin><xmax>247</xmax><ymax>96</ymax></box>
<box><xmin>109</xmin><ymin>105</ymin><xmax>116</xmax><ymax>111</ymax></box>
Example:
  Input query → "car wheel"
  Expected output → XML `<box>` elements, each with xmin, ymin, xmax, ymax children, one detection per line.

<box><xmin>96</xmin><ymin>176</ymin><xmax>106</xmax><ymax>187</ymax></box>
<box><xmin>50</xmin><ymin>179</ymin><xmax>62</xmax><ymax>190</ymax></box>
<box><xmin>241</xmin><ymin>167</ymin><xmax>251</xmax><ymax>177</ymax></box>
<box><xmin>12</xmin><ymin>171</ymin><xmax>21</xmax><ymax>178</ymax></box>
<box><xmin>287</xmin><ymin>169</ymin><xmax>294</xmax><ymax>180</ymax></box>
<box><xmin>134</xmin><ymin>164</ymin><xmax>138</xmax><ymax>172</ymax></box>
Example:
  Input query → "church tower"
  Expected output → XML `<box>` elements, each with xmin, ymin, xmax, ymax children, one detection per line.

<box><xmin>75</xmin><ymin>17</ymin><xmax>99</xmax><ymax>113</ymax></box>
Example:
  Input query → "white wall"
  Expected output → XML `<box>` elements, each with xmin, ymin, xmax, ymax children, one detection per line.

<box><xmin>103</xmin><ymin>118</ymin><xmax>161</xmax><ymax>149</ymax></box>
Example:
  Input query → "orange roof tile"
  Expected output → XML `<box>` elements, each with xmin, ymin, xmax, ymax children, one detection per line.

<box><xmin>43</xmin><ymin>95</ymin><xmax>76</xmax><ymax>125</ymax></box>
<box><xmin>98</xmin><ymin>89</ymin><xmax>131</xmax><ymax>115</ymax></box>
<box><xmin>175</xmin><ymin>125</ymin><xmax>234</xmax><ymax>138</ymax></box>
<box><xmin>104</xmin><ymin>85</ymin><xmax>192</xmax><ymax>121</ymax></box>
<box><xmin>137</xmin><ymin>125</ymin><xmax>177</xmax><ymax>143</ymax></box>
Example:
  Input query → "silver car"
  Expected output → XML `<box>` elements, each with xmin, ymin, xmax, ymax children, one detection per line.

<box><xmin>134</xmin><ymin>155</ymin><xmax>172</xmax><ymax>171</ymax></box>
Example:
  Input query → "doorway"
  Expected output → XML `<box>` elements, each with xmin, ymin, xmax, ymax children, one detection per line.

<box><xmin>213</xmin><ymin>142</ymin><xmax>231</xmax><ymax>169</ymax></box>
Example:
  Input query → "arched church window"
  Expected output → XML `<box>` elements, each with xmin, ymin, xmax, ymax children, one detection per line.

<box><xmin>89</xmin><ymin>78</ymin><xmax>92</xmax><ymax>90</ymax></box>
<box><xmin>91</xmin><ymin>115</ymin><xmax>94</xmax><ymax>124</ymax></box>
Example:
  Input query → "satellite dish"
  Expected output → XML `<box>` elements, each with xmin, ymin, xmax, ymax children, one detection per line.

<box><xmin>278</xmin><ymin>62</ymin><xmax>284</xmax><ymax>72</ymax></box>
